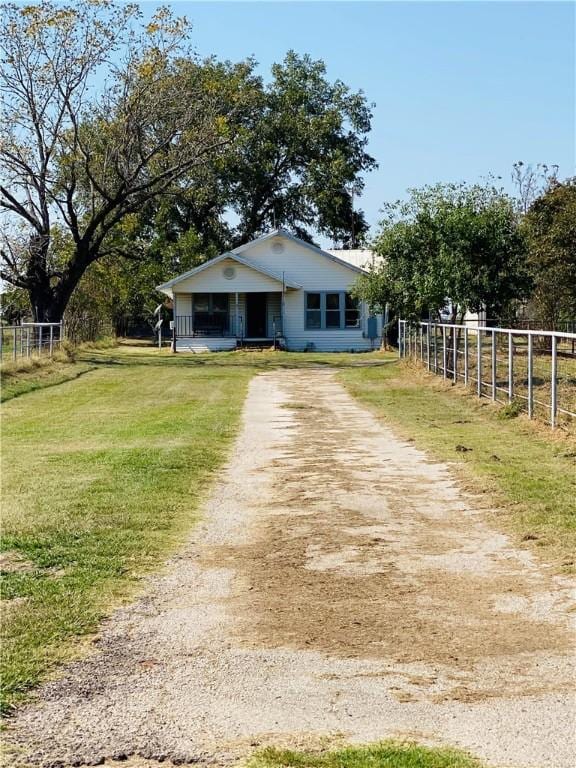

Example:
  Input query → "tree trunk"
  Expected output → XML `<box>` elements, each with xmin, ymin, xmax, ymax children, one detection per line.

<box><xmin>27</xmin><ymin>243</ymin><xmax>93</xmax><ymax>323</ymax></box>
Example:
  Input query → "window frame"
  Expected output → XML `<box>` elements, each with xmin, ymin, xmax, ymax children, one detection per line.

<box><xmin>304</xmin><ymin>291</ymin><xmax>361</xmax><ymax>331</ymax></box>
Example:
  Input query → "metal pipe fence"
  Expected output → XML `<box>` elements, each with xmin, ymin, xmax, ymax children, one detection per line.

<box><xmin>399</xmin><ymin>320</ymin><xmax>576</xmax><ymax>429</ymax></box>
<box><xmin>0</xmin><ymin>322</ymin><xmax>64</xmax><ymax>363</ymax></box>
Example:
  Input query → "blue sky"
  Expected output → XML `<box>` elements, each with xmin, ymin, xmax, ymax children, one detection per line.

<box><xmin>145</xmin><ymin>1</ymin><xmax>574</xmax><ymax>235</ymax></box>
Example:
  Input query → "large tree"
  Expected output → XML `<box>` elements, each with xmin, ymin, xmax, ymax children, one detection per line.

<box><xmin>354</xmin><ymin>183</ymin><xmax>531</xmax><ymax>322</ymax></box>
<box><xmin>521</xmin><ymin>178</ymin><xmax>576</xmax><ymax>328</ymax></box>
<box><xmin>0</xmin><ymin>1</ymin><xmax>252</xmax><ymax>320</ymax></box>
<box><xmin>227</xmin><ymin>52</ymin><xmax>376</xmax><ymax>246</ymax></box>
<box><xmin>127</xmin><ymin>51</ymin><xmax>377</xmax><ymax>258</ymax></box>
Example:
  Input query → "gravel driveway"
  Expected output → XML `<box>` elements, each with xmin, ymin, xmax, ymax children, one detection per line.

<box><xmin>5</xmin><ymin>369</ymin><xmax>575</xmax><ymax>768</ymax></box>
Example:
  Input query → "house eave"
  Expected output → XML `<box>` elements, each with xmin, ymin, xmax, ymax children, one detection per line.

<box><xmin>156</xmin><ymin>250</ymin><xmax>302</xmax><ymax>294</ymax></box>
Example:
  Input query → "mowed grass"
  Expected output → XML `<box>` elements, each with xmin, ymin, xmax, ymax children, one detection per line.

<box><xmin>249</xmin><ymin>742</ymin><xmax>482</xmax><ymax>768</ymax></box>
<box><xmin>2</xmin><ymin>343</ymin><xmax>574</xmax><ymax>718</ymax></box>
<box><xmin>0</xmin><ymin>345</ymin><xmax>254</xmax><ymax>713</ymax></box>
<box><xmin>1</xmin><ymin>357</ymin><xmax>95</xmax><ymax>402</ymax></box>
<box><xmin>339</xmin><ymin>361</ymin><xmax>576</xmax><ymax>571</ymax></box>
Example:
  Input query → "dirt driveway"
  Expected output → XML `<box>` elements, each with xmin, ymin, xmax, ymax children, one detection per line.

<box><xmin>5</xmin><ymin>370</ymin><xmax>575</xmax><ymax>768</ymax></box>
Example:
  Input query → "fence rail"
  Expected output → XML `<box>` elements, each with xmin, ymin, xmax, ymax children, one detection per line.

<box><xmin>399</xmin><ymin>320</ymin><xmax>576</xmax><ymax>429</ymax></box>
<box><xmin>0</xmin><ymin>322</ymin><xmax>64</xmax><ymax>363</ymax></box>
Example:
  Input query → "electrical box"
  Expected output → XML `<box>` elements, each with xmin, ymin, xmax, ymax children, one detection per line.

<box><xmin>367</xmin><ymin>316</ymin><xmax>378</xmax><ymax>340</ymax></box>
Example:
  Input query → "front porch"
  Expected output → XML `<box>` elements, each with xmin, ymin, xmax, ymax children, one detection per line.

<box><xmin>173</xmin><ymin>291</ymin><xmax>284</xmax><ymax>351</ymax></box>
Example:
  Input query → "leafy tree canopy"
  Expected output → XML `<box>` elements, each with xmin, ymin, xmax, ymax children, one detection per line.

<box><xmin>354</xmin><ymin>183</ymin><xmax>531</xmax><ymax>322</ymax></box>
<box><xmin>0</xmin><ymin>0</ymin><xmax>376</xmax><ymax>322</ymax></box>
<box><xmin>521</xmin><ymin>178</ymin><xmax>576</xmax><ymax>328</ymax></box>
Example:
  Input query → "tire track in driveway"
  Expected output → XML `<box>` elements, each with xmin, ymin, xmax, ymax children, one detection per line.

<box><xmin>5</xmin><ymin>369</ymin><xmax>576</xmax><ymax>768</ymax></box>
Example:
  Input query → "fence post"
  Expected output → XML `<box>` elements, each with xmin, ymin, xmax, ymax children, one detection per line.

<box><xmin>491</xmin><ymin>330</ymin><xmax>497</xmax><ymax>401</ymax></box>
<box><xmin>20</xmin><ymin>327</ymin><xmax>24</xmax><ymax>357</ymax></box>
<box><xmin>13</xmin><ymin>327</ymin><xmax>17</xmax><ymax>361</ymax></box>
<box><xmin>426</xmin><ymin>323</ymin><xmax>431</xmax><ymax>370</ymax></box>
<box><xmin>477</xmin><ymin>329</ymin><xmax>482</xmax><ymax>397</ymax></box>
<box><xmin>464</xmin><ymin>327</ymin><xmax>469</xmax><ymax>386</ymax></box>
<box><xmin>419</xmin><ymin>324</ymin><xmax>423</xmax><ymax>362</ymax></box>
<box><xmin>453</xmin><ymin>326</ymin><xmax>457</xmax><ymax>382</ymax></box>
<box><xmin>38</xmin><ymin>325</ymin><xmax>43</xmax><ymax>356</ymax></box>
<box><xmin>49</xmin><ymin>325</ymin><xmax>54</xmax><ymax>357</ymax></box>
<box><xmin>508</xmin><ymin>331</ymin><xmax>514</xmax><ymax>402</ymax></box>
<box><xmin>442</xmin><ymin>325</ymin><xmax>447</xmax><ymax>378</ymax></box>
<box><xmin>398</xmin><ymin>321</ymin><xmax>403</xmax><ymax>358</ymax></box>
<box><xmin>433</xmin><ymin>324</ymin><xmax>438</xmax><ymax>372</ymax></box>
<box><xmin>27</xmin><ymin>328</ymin><xmax>31</xmax><ymax>358</ymax></box>
<box><xmin>527</xmin><ymin>334</ymin><xmax>533</xmax><ymax>418</ymax></box>
<box><xmin>551</xmin><ymin>335</ymin><xmax>557</xmax><ymax>429</ymax></box>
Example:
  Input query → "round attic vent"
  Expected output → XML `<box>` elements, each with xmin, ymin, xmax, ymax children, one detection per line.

<box><xmin>223</xmin><ymin>265</ymin><xmax>236</xmax><ymax>280</ymax></box>
<box><xmin>272</xmin><ymin>240</ymin><xmax>285</xmax><ymax>254</ymax></box>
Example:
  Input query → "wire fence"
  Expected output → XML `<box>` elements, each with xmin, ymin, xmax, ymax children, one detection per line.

<box><xmin>0</xmin><ymin>322</ymin><xmax>64</xmax><ymax>363</ymax></box>
<box><xmin>399</xmin><ymin>320</ymin><xmax>576</xmax><ymax>429</ymax></box>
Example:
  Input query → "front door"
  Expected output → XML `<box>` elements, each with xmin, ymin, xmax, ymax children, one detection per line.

<box><xmin>246</xmin><ymin>293</ymin><xmax>268</xmax><ymax>337</ymax></box>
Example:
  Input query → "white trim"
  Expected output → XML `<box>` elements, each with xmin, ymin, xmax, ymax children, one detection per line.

<box><xmin>231</xmin><ymin>228</ymin><xmax>368</xmax><ymax>276</ymax></box>
<box><xmin>156</xmin><ymin>251</ymin><xmax>302</xmax><ymax>295</ymax></box>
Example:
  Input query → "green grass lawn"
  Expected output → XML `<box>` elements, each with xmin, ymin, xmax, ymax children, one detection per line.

<box><xmin>2</xmin><ymin>343</ymin><xmax>574</xmax><ymax>719</ymax></box>
<box><xmin>1</xmin><ymin>344</ymin><xmax>256</xmax><ymax>713</ymax></box>
<box><xmin>339</xmin><ymin>361</ymin><xmax>576</xmax><ymax>571</ymax></box>
<box><xmin>249</xmin><ymin>743</ymin><xmax>482</xmax><ymax>768</ymax></box>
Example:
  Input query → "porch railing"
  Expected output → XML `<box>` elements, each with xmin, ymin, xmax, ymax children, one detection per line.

<box><xmin>175</xmin><ymin>315</ymin><xmax>284</xmax><ymax>339</ymax></box>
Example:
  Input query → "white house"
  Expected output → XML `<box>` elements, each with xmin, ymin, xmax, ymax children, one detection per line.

<box><xmin>156</xmin><ymin>229</ymin><xmax>381</xmax><ymax>352</ymax></box>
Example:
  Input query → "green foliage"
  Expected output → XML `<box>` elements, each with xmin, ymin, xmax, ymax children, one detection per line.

<box><xmin>1</xmin><ymin>345</ymin><xmax>252</xmax><ymax>712</ymax></box>
<box><xmin>354</xmin><ymin>183</ymin><xmax>530</xmax><ymax>321</ymax></box>
<box><xmin>0</xmin><ymin>1</ymin><xmax>255</xmax><ymax>321</ymax></box>
<box><xmin>250</xmin><ymin>742</ymin><xmax>481</xmax><ymax>768</ymax></box>
<box><xmin>1</xmin><ymin>2</ymin><xmax>375</xmax><ymax>323</ymax></box>
<box><xmin>522</xmin><ymin>178</ymin><xmax>576</xmax><ymax>328</ymax></box>
<box><xmin>497</xmin><ymin>399</ymin><xmax>524</xmax><ymax>420</ymax></box>
<box><xmin>226</xmin><ymin>51</ymin><xmax>376</xmax><ymax>246</ymax></box>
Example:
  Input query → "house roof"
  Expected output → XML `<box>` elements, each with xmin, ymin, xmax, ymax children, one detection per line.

<box><xmin>326</xmin><ymin>249</ymin><xmax>378</xmax><ymax>270</ymax></box>
<box><xmin>231</xmin><ymin>229</ymin><xmax>368</xmax><ymax>275</ymax></box>
<box><xmin>156</xmin><ymin>251</ymin><xmax>302</xmax><ymax>295</ymax></box>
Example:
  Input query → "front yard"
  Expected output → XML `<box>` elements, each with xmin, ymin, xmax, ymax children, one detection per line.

<box><xmin>2</xmin><ymin>343</ymin><xmax>574</xmax><ymax>727</ymax></box>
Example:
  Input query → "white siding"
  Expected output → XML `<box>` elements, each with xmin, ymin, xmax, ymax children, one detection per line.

<box><xmin>169</xmin><ymin>234</ymin><xmax>382</xmax><ymax>352</ymax></box>
<box><xmin>236</xmin><ymin>237</ymin><xmax>378</xmax><ymax>350</ymax></box>
<box><xmin>282</xmin><ymin>291</ymin><xmax>376</xmax><ymax>351</ymax></box>
<box><xmin>242</xmin><ymin>238</ymin><xmax>359</xmax><ymax>290</ymax></box>
<box><xmin>174</xmin><ymin>257</ymin><xmax>282</xmax><ymax>293</ymax></box>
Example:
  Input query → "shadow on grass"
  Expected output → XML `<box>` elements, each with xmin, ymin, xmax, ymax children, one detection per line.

<box><xmin>78</xmin><ymin>348</ymin><xmax>396</xmax><ymax>373</ymax></box>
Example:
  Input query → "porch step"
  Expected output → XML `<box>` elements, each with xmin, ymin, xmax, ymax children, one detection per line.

<box><xmin>176</xmin><ymin>337</ymin><xmax>237</xmax><ymax>353</ymax></box>
<box><xmin>238</xmin><ymin>338</ymin><xmax>275</xmax><ymax>350</ymax></box>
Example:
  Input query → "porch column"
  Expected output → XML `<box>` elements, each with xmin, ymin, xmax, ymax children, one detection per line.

<box><xmin>281</xmin><ymin>271</ymin><xmax>286</xmax><ymax>337</ymax></box>
<box><xmin>235</xmin><ymin>292</ymin><xmax>239</xmax><ymax>338</ymax></box>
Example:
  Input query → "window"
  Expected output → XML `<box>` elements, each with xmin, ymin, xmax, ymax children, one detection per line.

<box><xmin>193</xmin><ymin>294</ymin><xmax>210</xmax><ymax>313</ymax></box>
<box><xmin>193</xmin><ymin>293</ymin><xmax>229</xmax><ymax>335</ymax></box>
<box><xmin>304</xmin><ymin>292</ymin><xmax>361</xmax><ymax>330</ymax></box>
<box><xmin>345</xmin><ymin>294</ymin><xmax>360</xmax><ymax>327</ymax></box>
<box><xmin>325</xmin><ymin>293</ymin><xmax>341</xmax><ymax>328</ymax></box>
<box><xmin>306</xmin><ymin>293</ymin><xmax>322</xmax><ymax>329</ymax></box>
